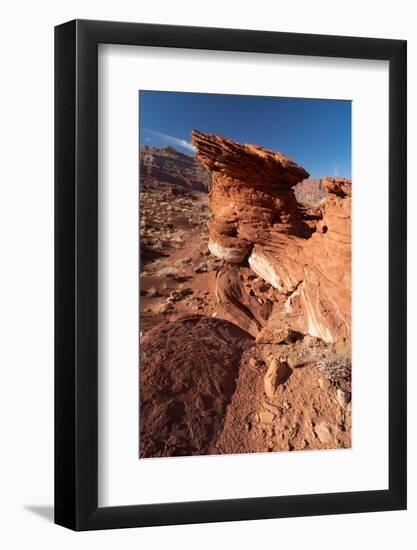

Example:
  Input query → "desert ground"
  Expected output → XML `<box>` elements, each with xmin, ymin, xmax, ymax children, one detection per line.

<box><xmin>139</xmin><ymin>133</ymin><xmax>351</xmax><ymax>458</ymax></box>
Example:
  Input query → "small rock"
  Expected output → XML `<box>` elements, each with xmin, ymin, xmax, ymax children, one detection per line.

<box><xmin>314</xmin><ymin>421</ymin><xmax>332</xmax><ymax>444</ymax></box>
<box><xmin>318</xmin><ymin>377</ymin><xmax>331</xmax><ymax>390</ymax></box>
<box><xmin>263</xmin><ymin>360</ymin><xmax>291</xmax><ymax>399</ymax></box>
<box><xmin>303</xmin><ymin>335</ymin><xmax>320</xmax><ymax>347</ymax></box>
<box><xmin>145</xmin><ymin>287</ymin><xmax>159</xmax><ymax>298</ymax></box>
<box><xmin>207</xmin><ymin>260</ymin><xmax>221</xmax><ymax>271</ymax></box>
<box><xmin>256</xmin><ymin>325</ymin><xmax>296</xmax><ymax>344</ymax></box>
<box><xmin>169</xmin><ymin>288</ymin><xmax>193</xmax><ymax>302</ymax></box>
<box><xmin>336</xmin><ymin>388</ymin><xmax>351</xmax><ymax>408</ymax></box>
<box><xmin>259</xmin><ymin>410</ymin><xmax>275</xmax><ymax>423</ymax></box>
<box><xmin>249</xmin><ymin>357</ymin><xmax>264</xmax><ymax>370</ymax></box>
<box><xmin>262</xmin><ymin>401</ymin><xmax>282</xmax><ymax>416</ymax></box>
<box><xmin>287</xmin><ymin>356</ymin><xmax>304</xmax><ymax>369</ymax></box>
<box><xmin>175</xmin><ymin>257</ymin><xmax>191</xmax><ymax>266</ymax></box>
<box><xmin>194</xmin><ymin>262</ymin><xmax>208</xmax><ymax>273</ymax></box>
<box><xmin>157</xmin><ymin>302</ymin><xmax>173</xmax><ymax>314</ymax></box>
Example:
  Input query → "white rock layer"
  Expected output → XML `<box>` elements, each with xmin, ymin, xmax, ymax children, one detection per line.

<box><xmin>208</xmin><ymin>240</ymin><xmax>250</xmax><ymax>264</ymax></box>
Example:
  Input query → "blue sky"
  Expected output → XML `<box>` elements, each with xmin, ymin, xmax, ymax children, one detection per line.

<box><xmin>139</xmin><ymin>91</ymin><xmax>351</xmax><ymax>179</ymax></box>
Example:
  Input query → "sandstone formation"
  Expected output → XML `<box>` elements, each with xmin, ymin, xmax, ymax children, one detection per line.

<box><xmin>139</xmin><ymin>315</ymin><xmax>252</xmax><ymax>457</ymax></box>
<box><xmin>191</xmin><ymin>130</ymin><xmax>351</xmax><ymax>343</ymax></box>
<box><xmin>140</xmin><ymin>145</ymin><xmax>211</xmax><ymax>193</ymax></box>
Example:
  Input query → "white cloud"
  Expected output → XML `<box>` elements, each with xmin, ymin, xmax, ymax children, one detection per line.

<box><xmin>334</xmin><ymin>163</ymin><xmax>340</xmax><ymax>176</ymax></box>
<box><xmin>143</xmin><ymin>128</ymin><xmax>196</xmax><ymax>153</ymax></box>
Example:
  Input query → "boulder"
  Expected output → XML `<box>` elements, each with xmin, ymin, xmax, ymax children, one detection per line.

<box><xmin>263</xmin><ymin>359</ymin><xmax>292</xmax><ymax>399</ymax></box>
<box><xmin>140</xmin><ymin>315</ymin><xmax>253</xmax><ymax>457</ymax></box>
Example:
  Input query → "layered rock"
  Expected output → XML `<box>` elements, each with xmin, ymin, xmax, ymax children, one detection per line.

<box><xmin>140</xmin><ymin>145</ymin><xmax>211</xmax><ymax>192</ymax></box>
<box><xmin>139</xmin><ymin>315</ymin><xmax>252</xmax><ymax>457</ymax></box>
<box><xmin>192</xmin><ymin>130</ymin><xmax>310</xmax><ymax>263</ymax></box>
<box><xmin>191</xmin><ymin>130</ymin><xmax>351</xmax><ymax>343</ymax></box>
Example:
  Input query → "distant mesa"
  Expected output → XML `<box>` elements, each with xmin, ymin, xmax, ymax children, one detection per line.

<box><xmin>140</xmin><ymin>144</ymin><xmax>211</xmax><ymax>193</ymax></box>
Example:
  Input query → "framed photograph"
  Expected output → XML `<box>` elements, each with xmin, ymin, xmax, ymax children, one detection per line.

<box><xmin>55</xmin><ymin>19</ymin><xmax>407</xmax><ymax>530</ymax></box>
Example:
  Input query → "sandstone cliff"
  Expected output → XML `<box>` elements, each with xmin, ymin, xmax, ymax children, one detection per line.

<box><xmin>191</xmin><ymin>130</ymin><xmax>351</xmax><ymax>344</ymax></box>
<box><xmin>140</xmin><ymin>145</ymin><xmax>211</xmax><ymax>192</ymax></box>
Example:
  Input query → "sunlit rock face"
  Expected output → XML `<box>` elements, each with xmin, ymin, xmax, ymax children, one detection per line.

<box><xmin>192</xmin><ymin>130</ymin><xmax>351</xmax><ymax>344</ymax></box>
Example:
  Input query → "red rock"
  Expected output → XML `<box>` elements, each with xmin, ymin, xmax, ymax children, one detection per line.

<box><xmin>256</xmin><ymin>325</ymin><xmax>298</xmax><ymax>344</ymax></box>
<box><xmin>263</xmin><ymin>359</ymin><xmax>292</xmax><ymax>399</ymax></box>
<box><xmin>139</xmin><ymin>315</ymin><xmax>252</xmax><ymax>457</ymax></box>
<box><xmin>212</xmin><ymin>264</ymin><xmax>264</xmax><ymax>337</ymax></box>
<box><xmin>191</xmin><ymin>130</ymin><xmax>351</xmax><ymax>343</ymax></box>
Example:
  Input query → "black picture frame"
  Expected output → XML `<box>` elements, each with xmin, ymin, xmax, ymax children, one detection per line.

<box><xmin>55</xmin><ymin>19</ymin><xmax>407</xmax><ymax>531</ymax></box>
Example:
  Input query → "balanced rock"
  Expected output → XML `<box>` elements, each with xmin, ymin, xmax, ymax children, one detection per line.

<box><xmin>192</xmin><ymin>130</ymin><xmax>352</xmax><ymax>344</ymax></box>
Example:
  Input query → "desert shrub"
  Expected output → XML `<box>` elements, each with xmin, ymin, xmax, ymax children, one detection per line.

<box><xmin>318</xmin><ymin>351</ymin><xmax>351</xmax><ymax>391</ymax></box>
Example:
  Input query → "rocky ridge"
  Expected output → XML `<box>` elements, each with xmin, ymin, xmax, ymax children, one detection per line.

<box><xmin>140</xmin><ymin>145</ymin><xmax>211</xmax><ymax>193</ymax></box>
